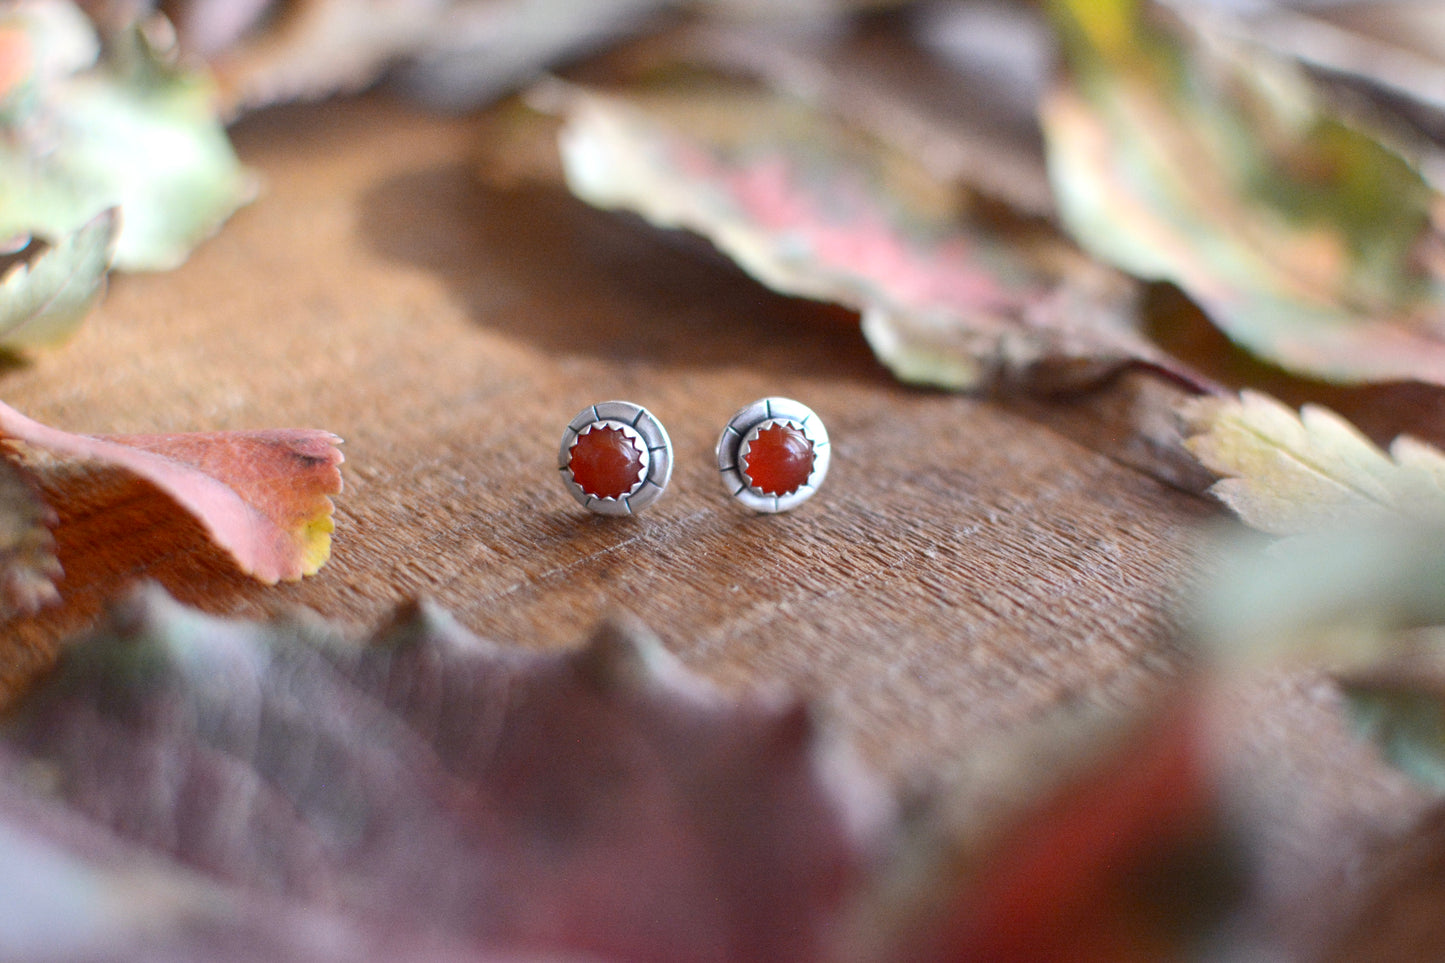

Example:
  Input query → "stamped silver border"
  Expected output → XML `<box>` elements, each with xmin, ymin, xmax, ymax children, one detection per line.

<box><xmin>716</xmin><ymin>397</ymin><xmax>830</xmax><ymax>513</ymax></box>
<box><xmin>559</xmin><ymin>401</ymin><xmax>673</xmax><ymax>515</ymax></box>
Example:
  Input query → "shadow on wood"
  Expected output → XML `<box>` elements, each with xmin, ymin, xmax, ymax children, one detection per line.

<box><xmin>359</xmin><ymin>161</ymin><xmax>890</xmax><ymax>382</ymax></box>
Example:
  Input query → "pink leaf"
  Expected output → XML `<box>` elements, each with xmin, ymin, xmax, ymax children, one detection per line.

<box><xmin>0</xmin><ymin>400</ymin><xmax>342</xmax><ymax>585</ymax></box>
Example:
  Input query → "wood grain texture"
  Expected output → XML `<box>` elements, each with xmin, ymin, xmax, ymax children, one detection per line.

<box><xmin>0</xmin><ymin>96</ymin><xmax>1429</xmax><ymax>947</ymax></box>
<box><xmin>0</xmin><ymin>96</ymin><xmax>1203</xmax><ymax>766</ymax></box>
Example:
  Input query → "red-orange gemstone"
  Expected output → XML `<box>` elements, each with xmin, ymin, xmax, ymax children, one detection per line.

<box><xmin>570</xmin><ymin>426</ymin><xmax>644</xmax><ymax>499</ymax></box>
<box><xmin>743</xmin><ymin>422</ymin><xmax>814</xmax><ymax>496</ymax></box>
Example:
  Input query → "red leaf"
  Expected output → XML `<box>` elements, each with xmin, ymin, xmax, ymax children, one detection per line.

<box><xmin>0</xmin><ymin>400</ymin><xmax>342</xmax><ymax>585</ymax></box>
<box><xmin>869</xmin><ymin>699</ymin><xmax>1237</xmax><ymax>963</ymax></box>
<box><xmin>958</xmin><ymin>706</ymin><xmax>1219</xmax><ymax>963</ymax></box>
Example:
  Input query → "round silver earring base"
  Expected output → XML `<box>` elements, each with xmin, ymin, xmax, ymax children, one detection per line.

<box><xmin>559</xmin><ymin>401</ymin><xmax>673</xmax><ymax>515</ymax></box>
<box><xmin>716</xmin><ymin>397</ymin><xmax>830</xmax><ymax>513</ymax></box>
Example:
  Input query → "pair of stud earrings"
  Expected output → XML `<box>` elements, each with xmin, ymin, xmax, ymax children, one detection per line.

<box><xmin>558</xmin><ymin>397</ymin><xmax>831</xmax><ymax>515</ymax></box>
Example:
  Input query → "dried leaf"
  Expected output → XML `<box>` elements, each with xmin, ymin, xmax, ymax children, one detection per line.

<box><xmin>158</xmin><ymin>0</ymin><xmax>915</xmax><ymax>114</ymax></box>
<box><xmin>1221</xmin><ymin>0</ymin><xmax>1445</xmax><ymax>147</ymax></box>
<box><xmin>0</xmin><ymin>587</ymin><xmax>889</xmax><ymax>961</ymax></box>
<box><xmin>938</xmin><ymin>706</ymin><xmax>1233</xmax><ymax>963</ymax></box>
<box><xmin>203</xmin><ymin>0</ymin><xmax>450</xmax><ymax>114</ymax></box>
<box><xmin>389</xmin><ymin>0</ymin><xmax>671</xmax><ymax>113</ymax></box>
<box><xmin>160</xmin><ymin>0</ymin><xmax>281</xmax><ymax>57</ymax></box>
<box><xmin>1044</xmin><ymin>0</ymin><xmax>1445</xmax><ymax>386</ymax></box>
<box><xmin>0</xmin><ymin>1</ymin><xmax>253</xmax><ymax>271</ymax></box>
<box><xmin>1181</xmin><ymin>390</ymin><xmax>1445</xmax><ymax>534</ymax></box>
<box><xmin>626</xmin><ymin>14</ymin><xmax>1057</xmax><ymax>228</ymax></box>
<box><xmin>0</xmin><ymin>457</ymin><xmax>60</xmax><ymax>619</ymax></box>
<box><xmin>76</xmin><ymin>0</ymin><xmax>281</xmax><ymax>59</ymax></box>
<box><xmin>851</xmin><ymin>698</ymin><xmax>1237</xmax><ymax>963</ymax></box>
<box><xmin>554</xmin><ymin>80</ymin><xmax>1202</xmax><ymax>394</ymax></box>
<box><xmin>393</xmin><ymin>0</ymin><xmax>924</xmax><ymax>113</ymax></box>
<box><xmin>146</xmin><ymin>0</ymin><xmax>659</xmax><ymax>115</ymax></box>
<box><xmin>0</xmin><ymin>401</ymin><xmax>342</xmax><ymax>584</ymax></box>
<box><xmin>0</xmin><ymin>209</ymin><xmax>116</xmax><ymax>351</ymax></box>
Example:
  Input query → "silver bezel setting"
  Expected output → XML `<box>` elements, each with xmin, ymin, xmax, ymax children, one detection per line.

<box><xmin>716</xmin><ymin>397</ymin><xmax>830</xmax><ymax>513</ymax></box>
<box><xmin>559</xmin><ymin>401</ymin><xmax>673</xmax><ymax>515</ymax></box>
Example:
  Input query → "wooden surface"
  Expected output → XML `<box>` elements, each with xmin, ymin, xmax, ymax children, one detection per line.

<box><xmin>0</xmin><ymin>94</ymin><xmax>1429</xmax><ymax>950</ymax></box>
<box><xmin>2</xmin><ymin>94</ymin><xmax>1207</xmax><ymax>768</ymax></box>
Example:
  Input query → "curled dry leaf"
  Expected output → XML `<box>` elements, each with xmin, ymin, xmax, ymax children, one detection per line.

<box><xmin>1212</xmin><ymin>0</ymin><xmax>1445</xmax><ymax>148</ymax></box>
<box><xmin>0</xmin><ymin>587</ymin><xmax>890</xmax><ymax>961</ymax></box>
<box><xmin>137</xmin><ymin>0</ymin><xmax>916</xmax><ymax>115</ymax></box>
<box><xmin>670</xmin><ymin>9</ymin><xmax>1056</xmax><ymax>218</ymax></box>
<box><xmin>141</xmin><ymin>0</ymin><xmax>669</xmax><ymax>116</ymax></box>
<box><xmin>1181</xmin><ymin>390</ymin><xmax>1445</xmax><ymax>535</ymax></box>
<box><xmin>391</xmin><ymin>0</ymin><xmax>924</xmax><ymax>113</ymax></box>
<box><xmin>387</xmin><ymin>0</ymin><xmax>671</xmax><ymax>113</ymax></box>
<box><xmin>0</xmin><ymin>0</ymin><xmax>253</xmax><ymax>272</ymax></box>
<box><xmin>0</xmin><ymin>400</ymin><xmax>342</xmax><ymax>586</ymax></box>
<box><xmin>554</xmin><ymin>80</ymin><xmax>1205</xmax><ymax>395</ymax></box>
<box><xmin>200</xmin><ymin>0</ymin><xmax>451</xmax><ymax>115</ymax></box>
<box><xmin>1184</xmin><ymin>392</ymin><xmax>1445</xmax><ymax>786</ymax></box>
<box><xmin>1044</xmin><ymin>0</ymin><xmax>1445</xmax><ymax>386</ymax></box>
<box><xmin>158</xmin><ymin>0</ymin><xmax>281</xmax><ymax>57</ymax></box>
<box><xmin>0</xmin><ymin>456</ymin><xmax>60</xmax><ymax>619</ymax></box>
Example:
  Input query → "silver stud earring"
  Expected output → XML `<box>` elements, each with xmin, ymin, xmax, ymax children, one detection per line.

<box><xmin>716</xmin><ymin>397</ymin><xmax>829</xmax><ymax>513</ymax></box>
<box><xmin>559</xmin><ymin>401</ymin><xmax>673</xmax><ymax>515</ymax></box>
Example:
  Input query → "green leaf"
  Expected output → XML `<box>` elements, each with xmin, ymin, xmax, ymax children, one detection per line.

<box><xmin>0</xmin><ymin>208</ymin><xmax>116</xmax><ymax>350</ymax></box>
<box><xmin>1044</xmin><ymin>0</ymin><xmax>1445</xmax><ymax>386</ymax></box>
<box><xmin>0</xmin><ymin>5</ymin><xmax>254</xmax><ymax>272</ymax></box>
<box><xmin>1344</xmin><ymin>670</ymin><xmax>1445</xmax><ymax>793</ymax></box>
